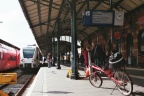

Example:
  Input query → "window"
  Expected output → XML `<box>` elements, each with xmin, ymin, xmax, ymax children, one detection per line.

<box><xmin>138</xmin><ymin>30</ymin><xmax>144</xmax><ymax>53</ymax></box>
<box><xmin>23</xmin><ymin>48</ymin><xmax>35</xmax><ymax>58</ymax></box>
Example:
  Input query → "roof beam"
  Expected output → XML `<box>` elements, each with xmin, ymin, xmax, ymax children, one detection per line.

<box><xmin>77</xmin><ymin>28</ymin><xmax>88</xmax><ymax>38</ymax></box>
<box><xmin>47</xmin><ymin>0</ymin><xmax>53</xmax><ymax>35</ymax></box>
<box><xmin>77</xmin><ymin>0</ymin><xmax>87</xmax><ymax>15</ymax></box>
<box><xmin>102</xmin><ymin>0</ymin><xmax>127</xmax><ymax>11</ymax></box>
<box><xmin>30</xmin><ymin>18</ymin><xmax>56</xmax><ymax>28</ymax></box>
<box><xmin>92</xmin><ymin>0</ymin><xmax>102</xmax><ymax>10</ymax></box>
<box><xmin>37</xmin><ymin>0</ymin><xmax>42</xmax><ymax>35</ymax></box>
<box><xmin>29</xmin><ymin>0</ymin><xmax>60</xmax><ymax>10</ymax></box>
<box><xmin>42</xmin><ymin>0</ymin><xmax>61</xmax><ymax>7</ymax></box>
<box><xmin>53</xmin><ymin>0</ymin><xmax>65</xmax><ymax>35</ymax></box>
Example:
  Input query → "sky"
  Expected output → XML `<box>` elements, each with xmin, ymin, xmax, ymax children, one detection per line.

<box><xmin>0</xmin><ymin>0</ymin><xmax>37</xmax><ymax>49</ymax></box>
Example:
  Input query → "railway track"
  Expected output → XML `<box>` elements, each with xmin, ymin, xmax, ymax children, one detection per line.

<box><xmin>15</xmin><ymin>74</ymin><xmax>35</xmax><ymax>96</ymax></box>
<box><xmin>0</xmin><ymin>69</ymin><xmax>36</xmax><ymax>96</ymax></box>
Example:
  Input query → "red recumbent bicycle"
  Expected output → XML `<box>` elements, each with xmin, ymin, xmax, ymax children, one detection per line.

<box><xmin>88</xmin><ymin>51</ymin><xmax>133</xmax><ymax>96</ymax></box>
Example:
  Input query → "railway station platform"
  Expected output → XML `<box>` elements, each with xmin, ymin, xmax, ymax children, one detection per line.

<box><xmin>25</xmin><ymin>65</ymin><xmax>144</xmax><ymax>96</ymax></box>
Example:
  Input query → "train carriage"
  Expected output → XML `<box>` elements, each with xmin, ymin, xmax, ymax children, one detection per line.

<box><xmin>20</xmin><ymin>45</ymin><xmax>42</xmax><ymax>70</ymax></box>
<box><xmin>0</xmin><ymin>39</ymin><xmax>20</xmax><ymax>71</ymax></box>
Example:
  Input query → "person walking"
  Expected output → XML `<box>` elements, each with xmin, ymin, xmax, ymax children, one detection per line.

<box><xmin>47</xmin><ymin>52</ymin><xmax>52</xmax><ymax>68</ymax></box>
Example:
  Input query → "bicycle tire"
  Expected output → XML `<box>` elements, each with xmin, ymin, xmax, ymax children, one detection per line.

<box><xmin>89</xmin><ymin>72</ymin><xmax>103</xmax><ymax>88</ymax></box>
<box><xmin>114</xmin><ymin>71</ymin><xmax>133</xmax><ymax>96</ymax></box>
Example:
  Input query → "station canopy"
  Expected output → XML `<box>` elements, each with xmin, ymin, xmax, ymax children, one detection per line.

<box><xmin>19</xmin><ymin>0</ymin><xmax>144</xmax><ymax>55</ymax></box>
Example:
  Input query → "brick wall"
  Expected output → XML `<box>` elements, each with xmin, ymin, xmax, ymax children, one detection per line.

<box><xmin>82</xmin><ymin>11</ymin><xmax>144</xmax><ymax>65</ymax></box>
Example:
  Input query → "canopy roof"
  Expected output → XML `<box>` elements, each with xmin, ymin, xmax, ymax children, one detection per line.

<box><xmin>19</xmin><ymin>0</ymin><xmax>144</xmax><ymax>55</ymax></box>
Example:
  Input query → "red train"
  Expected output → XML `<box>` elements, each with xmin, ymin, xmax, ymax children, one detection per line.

<box><xmin>0</xmin><ymin>39</ymin><xmax>20</xmax><ymax>71</ymax></box>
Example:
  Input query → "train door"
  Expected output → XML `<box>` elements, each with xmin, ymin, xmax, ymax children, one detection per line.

<box><xmin>126</xmin><ymin>33</ymin><xmax>133</xmax><ymax>66</ymax></box>
<box><xmin>0</xmin><ymin>50</ymin><xmax>3</xmax><ymax>70</ymax></box>
<box><xmin>0</xmin><ymin>50</ymin><xmax>4</xmax><ymax>71</ymax></box>
<box><xmin>16</xmin><ymin>50</ymin><xmax>20</xmax><ymax>67</ymax></box>
<box><xmin>7</xmin><ymin>50</ymin><xmax>16</xmax><ymax>69</ymax></box>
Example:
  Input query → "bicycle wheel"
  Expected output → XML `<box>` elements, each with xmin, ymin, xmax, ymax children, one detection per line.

<box><xmin>89</xmin><ymin>72</ymin><xmax>103</xmax><ymax>88</ymax></box>
<box><xmin>114</xmin><ymin>71</ymin><xmax>133</xmax><ymax>96</ymax></box>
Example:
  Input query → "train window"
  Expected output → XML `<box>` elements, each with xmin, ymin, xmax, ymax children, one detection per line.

<box><xmin>23</xmin><ymin>48</ymin><xmax>35</xmax><ymax>58</ymax></box>
<box><xmin>8</xmin><ymin>56</ymin><xmax>12</xmax><ymax>61</ymax></box>
<box><xmin>13</xmin><ymin>56</ymin><xmax>16</xmax><ymax>60</ymax></box>
<box><xmin>8</xmin><ymin>55</ymin><xmax>16</xmax><ymax>61</ymax></box>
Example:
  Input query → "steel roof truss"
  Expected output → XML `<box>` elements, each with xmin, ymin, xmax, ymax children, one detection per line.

<box><xmin>47</xmin><ymin>0</ymin><xmax>53</xmax><ymax>35</ymax></box>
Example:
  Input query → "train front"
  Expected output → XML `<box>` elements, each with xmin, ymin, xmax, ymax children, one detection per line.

<box><xmin>20</xmin><ymin>46</ymin><xmax>40</xmax><ymax>70</ymax></box>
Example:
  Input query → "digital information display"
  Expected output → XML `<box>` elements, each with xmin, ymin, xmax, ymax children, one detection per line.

<box><xmin>92</xmin><ymin>11</ymin><xmax>113</xmax><ymax>25</ymax></box>
<box><xmin>82</xmin><ymin>10</ymin><xmax>124</xmax><ymax>26</ymax></box>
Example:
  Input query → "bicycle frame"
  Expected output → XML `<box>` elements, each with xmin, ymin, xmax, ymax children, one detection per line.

<box><xmin>88</xmin><ymin>51</ymin><xmax>133</xmax><ymax>96</ymax></box>
<box><xmin>90</xmin><ymin>64</ymin><xmax>123</xmax><ymax>85</ymax></box>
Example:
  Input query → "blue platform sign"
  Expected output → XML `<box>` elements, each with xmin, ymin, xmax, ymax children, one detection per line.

<box><xmin>82</xmin><ymin>10</ymin><xmax>91</xmax><ymax>26</ymax></box>
<box><xmin>82</xmin><ymin>10</ymin><xmax>114</xmax><ymax>26</ymax></box>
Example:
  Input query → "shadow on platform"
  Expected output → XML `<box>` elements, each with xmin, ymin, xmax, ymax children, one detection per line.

<box><xmin>131</xmin><ymin>91</ymin><xmax>144</xmax><ymax>96</ymax></box>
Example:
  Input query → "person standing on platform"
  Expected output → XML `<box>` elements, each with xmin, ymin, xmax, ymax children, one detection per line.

<box><xmin>82</xmin><ymin>47</ymin><xmax>89</xmax><ymax>71</ymax></box>
<box><xmin>90</xmin><ymin>42</ymin><xmax>96</xmax><ymax>63</ymax></box>
<box><xmin>47</xmin><ymin>52</ymin><xmax>52</xmax><ymax>68</ymax></box>
<box><xmin>92</xmin><ymin>42</ymin><xmax>105</xmax><ymax>67</ymax></box>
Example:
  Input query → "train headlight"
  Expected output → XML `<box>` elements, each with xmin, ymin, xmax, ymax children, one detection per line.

<box><xmin>21</xmin><ymin>59</ymin><xmax>25</xmax><ymax>62</ymax></box>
